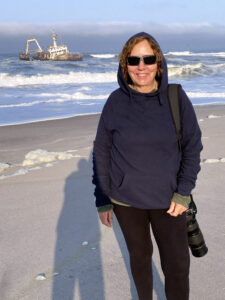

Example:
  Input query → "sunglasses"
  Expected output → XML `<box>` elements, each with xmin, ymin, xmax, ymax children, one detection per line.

<box><xmin>127</xmin><ymin>55</ymin><xmax>157</xmax><ymax>66</ymax></box>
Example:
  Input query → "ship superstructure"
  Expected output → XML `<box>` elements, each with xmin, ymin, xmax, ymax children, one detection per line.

<box><xmin>19</xmin><ymin>33</ymin><xmax>83</xmax><ymax>61</ymax></box>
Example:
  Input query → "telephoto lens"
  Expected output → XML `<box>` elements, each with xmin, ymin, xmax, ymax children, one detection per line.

<box><xmin>186</xmin><ymin>197</ymin><xmax>208</xmax><ymax>257</ymax></box>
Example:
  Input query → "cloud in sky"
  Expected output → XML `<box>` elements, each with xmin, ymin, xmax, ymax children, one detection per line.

<box><xmin>1</xmin><ymin>22</ymin><xmax>225</xmax><ymax>53</ymax></box>
<box><xmin>1</xmin><ymin>21</ymin><xmax>225</xmax><ymax>36</ymax></box>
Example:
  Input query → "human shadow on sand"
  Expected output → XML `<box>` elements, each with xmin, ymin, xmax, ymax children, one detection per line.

<box><xmin>52</xmin><ymin>156</ymin><xmax>105</xmax><ymax>300</ymax></box>
<box><xmin>52</xmin><ymin>153</ymin><xmax>165</xmax><ymax>299</ymax></box>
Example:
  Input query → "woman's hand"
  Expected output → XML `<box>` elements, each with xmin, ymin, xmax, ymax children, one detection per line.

<box><xmin>98</xmin><ymin>209</ymin><xmax>113</xmax><ymax>227</ymax></box>
<box><xmin>167</xmin><ymin>201</ymin><xmax>187</xmax><ymax>217</ymax></box>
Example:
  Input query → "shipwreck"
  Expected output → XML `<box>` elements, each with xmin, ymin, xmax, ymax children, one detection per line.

<box><xmin>19</xmin><ymin>33</ymin><xmax>83</xmax><ymax>61</ymax></box>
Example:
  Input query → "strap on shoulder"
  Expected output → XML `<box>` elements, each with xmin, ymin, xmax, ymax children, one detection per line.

<box><xmin>168</xmin><ymin>84</ymin><xmax>182</xmax><ymax>152</ymax></box>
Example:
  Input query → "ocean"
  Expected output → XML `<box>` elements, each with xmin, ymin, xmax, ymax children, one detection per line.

<box><xmin>0</xmin><ymin>50</ymin><xmax>225</xmax><ymax>126</ymax></box>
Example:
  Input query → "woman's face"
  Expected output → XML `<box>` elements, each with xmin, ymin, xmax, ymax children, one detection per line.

<box><xmin>127</xmin><ymin>39</ymin><xmax>157</xmax><ymax>93</ymax></box>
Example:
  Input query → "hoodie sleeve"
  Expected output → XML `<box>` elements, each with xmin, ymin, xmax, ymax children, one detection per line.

<box><xmin>176</xmin><ymin>87</ymin><xmax>203</xmax><ymax>196</ymax></box>
<box><xmin>92</xmin><ymin>98</ymin><xmax>113</xmax><ymax>207</ymax></box>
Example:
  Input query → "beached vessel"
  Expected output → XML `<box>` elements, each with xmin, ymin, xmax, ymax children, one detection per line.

<box><xmin>19</xmin><ymin>33</ymin><xmax>83</xmax><ymax>61</ymax></box>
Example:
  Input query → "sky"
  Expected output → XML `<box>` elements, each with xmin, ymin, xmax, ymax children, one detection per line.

<box><xmin>1</xmin><ymin>0</ymin><xmax>225</xmax><ymax>53</ymax></box>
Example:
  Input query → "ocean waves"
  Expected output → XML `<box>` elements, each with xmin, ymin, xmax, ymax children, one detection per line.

<box><xmin>0</xmin><ymin>71</ymin><xmax>117</xmax><ymax>87</ymax></box>
<box><xmin>0</xmin><ymin>92</ymin><xmax>109</xmax><ymax>108</ymax></box>
<box><xmin>2</xmin><ymin>91</ymin><xmax>225</xmax><ymax>110</ymax></box>
<box><xmin>89</xmin><ymin>54</ymin><xmax>117</xmax><ymax>59</ymax></box>
<box><xmin>165</xmin><ymin>51</ymin><xmax>225</xmax><ymax>57</ymax></box>
<box><xmin>0</xmin><ymin>62</ymin><xmax>224</xmax><ymax>88</ymax></box>
<box><xmin>168</xmin><ymin>62</ymin><xmax>225</xmax><ymax>78</ymax></box>
<box><xmin>187</xmin><ymin>92</ymin><xmax>225</xmax><ymax>98</ymax></box>
<box><xmin>0</xmin><ymin>50</ymin><xmax>225</xmax><ymax>125</ymax></box>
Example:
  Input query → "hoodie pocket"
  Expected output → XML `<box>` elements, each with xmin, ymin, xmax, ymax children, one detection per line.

<box><xmin>115</xmin><ymin>173</ymin><xmax>152</xmax><ymax>202</ymax></box>
<box><xmin>110</xmin><ymin>168</ymin><xmax>125</xmax><ymax>189</ymax></box>
<box><xmin>117</xmin><ymin>174</ymin><xmax>127</xmax><ymax>189</ymax></box>
<box><xmin>117</xmin><ymin>173</ymin><xmax>173</xmax><ymax>200</ymax></box>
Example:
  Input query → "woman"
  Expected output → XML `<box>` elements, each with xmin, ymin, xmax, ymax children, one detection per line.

<box><xmin>92</xmin><ymin>32</ymin><xmax>202</xmax><ymax>300</ymax></box>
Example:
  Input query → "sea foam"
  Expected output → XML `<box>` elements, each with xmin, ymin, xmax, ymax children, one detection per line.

<box><xmin>187</xmin><ymin>92</ymin><xmax>225</xmax><ymax>98</ymax></box>
<box><xmin>0</xmin><ymin>92</ymin><xmax>109</xmax><ymax>108</ymax></box>
<box><xmin>207</xmin><ymin>114</ymin><xmax>221</xmax><ymax>119</ymax></box>
<box><xmin>0</xmin><ymin>149</ymin><xmax>84</xmax><ymax>180</ymax></box>
<box><xmin>90</xmin><ymin>54</ymin><xmax>116</xmax><ymax>59</ymax></box>
<box><xmin>166</xmin><ymin>51</ymin><xmax>193</xmax><ymax>56</ymax></box>
<box><xmin>165</xmin><ymin>51</ymin><xmax>225</xmax><ymax>57</ymax></box>
<box><xmin>22</xmin><ymin>149</ymin><xmax>74</xmax><ymax>167</ymax></box>
<box><xmin>168</xmin><ymin>63</ymin><xmax>221</xmax><ymax>78</ymax></box>
<box><xmin>0</xmin><ymin>71</ymin><xmax>116</xmax><ymax>87</ymax></box>
<box><xmin>202</xmin><ymin>158</ymin><xmax>225</xmax><ymax>164</ymax></box>
<box><xmin>0</xmin><ymin>163</ymin><xmax>10</xmax><ymax>173</ymax></box>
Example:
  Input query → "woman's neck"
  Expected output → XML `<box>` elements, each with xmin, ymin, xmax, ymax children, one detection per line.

<box><xmin>130</xmin><ymin>80</ymin><xmax>158</xmax><ymax>93</ymax></box>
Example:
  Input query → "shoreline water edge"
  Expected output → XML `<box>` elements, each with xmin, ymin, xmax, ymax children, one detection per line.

<box><xmin>0</xmin><ymin>102</ymin><xmax>225</xmax><ymax>127</ymax></box>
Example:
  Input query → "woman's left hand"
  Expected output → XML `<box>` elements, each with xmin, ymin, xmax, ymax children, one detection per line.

<box><xmin>167</xmin><ymin>201</ymin><xmax>187</xmax><ymax>217</ymax></box>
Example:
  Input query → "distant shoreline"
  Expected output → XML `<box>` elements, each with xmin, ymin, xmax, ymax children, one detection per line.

<box><xmin>0</xmin><ymin>112</ymin><xmax>100</xmax><ymax>127</ymax></box>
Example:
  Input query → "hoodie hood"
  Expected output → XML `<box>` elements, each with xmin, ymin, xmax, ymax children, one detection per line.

<box><xmin>117</xmin><ymin>32</ymin><xmax>168</xmax><ymax>104</ymax></box>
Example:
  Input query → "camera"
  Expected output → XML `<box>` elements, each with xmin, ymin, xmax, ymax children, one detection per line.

<box><xmin>186</xmin><ymin>195</ymin><xmax>208</xmax><ymax>257</ymax></box>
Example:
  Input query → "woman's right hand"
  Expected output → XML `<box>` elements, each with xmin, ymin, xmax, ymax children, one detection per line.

<box><xmin>98</xmin><ymin>209</ymin><xmax>113</xmax><ymax>227</ymax></box>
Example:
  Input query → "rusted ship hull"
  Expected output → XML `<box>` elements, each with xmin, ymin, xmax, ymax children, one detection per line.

<box><xmin>32</xmin><ymin>52</ymin><xmax>83</xmax><ymax>61</ymax></box>
<box><xmin>19</xmin><ymin>53</ymin><xmax>30</xmax><ymax>61</ymax></box>
<box><xmin>49</xmin><ymin>54</ymin><xmax>83</xmax><ymax>61</ymax></box>
<box><xmin>20</xmin><ymin>52</ymin><xmax>83</xmax><ymax>61</ymax></box>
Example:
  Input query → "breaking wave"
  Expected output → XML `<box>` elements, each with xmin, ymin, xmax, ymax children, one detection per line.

<box><xmin>2</xmin><ymin>90</ymin><xmax>225</xmax><ymax>109</ymax></box>
<box><xmin>89</xmin><ymin>54</ymin><xmax>116</xmax><ymax>58</ymax></box>
<box><xmin>165</xmin><ymin>51</ymin><xmax>225</xmax><ymax>57</ymax></box>
<box><xmin>187</xmin><ymin>92</ymin><xmax>225</xmax><ymax>98</ymax></box>
<box><xmin>1</xmin><ymin>61</ymin><xmax>224</xmax><ymax>87</ymax></box>
<box><xmin>0</xmin><ymin>71</ymin><xmax>117</xmax><ymax>87</ymax></box>
<box><xmin>168</xmin><ymin>62</ymin><xmax>225</xmax><ymax>77</ymax></box>
<box><xmin>90</xmin><ymin>54</ymin><xmax>116</xmax><ymax>59</ymax></box>
<box><xmin>166</xmin><ymin>51</ymin><xmax>193</xmax><ymax>56</ymax></box>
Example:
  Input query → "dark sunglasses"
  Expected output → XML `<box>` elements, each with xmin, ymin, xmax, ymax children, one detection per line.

<box><xmin>127</xmin><ymin>55</ymin><xmax>157</xmax><ymax>66</ymax></box>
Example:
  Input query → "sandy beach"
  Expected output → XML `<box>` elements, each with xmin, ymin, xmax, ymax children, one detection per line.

<box><xmin>0</xmin><ymin>106</ymin><xmax>225</xmax><ymax>300</ymax></box>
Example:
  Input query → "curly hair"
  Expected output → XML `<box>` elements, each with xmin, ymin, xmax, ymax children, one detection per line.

<box><xmin>119</xmin><ymin>35</ymin><xmax>163</xmax><ymax>84</ymax></box>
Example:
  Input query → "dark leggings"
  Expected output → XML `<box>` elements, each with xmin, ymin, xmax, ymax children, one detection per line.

<box><xmin>113</xmin><ymin>204</ymin><xmax>190</xmax><ymax>300</ymax></box>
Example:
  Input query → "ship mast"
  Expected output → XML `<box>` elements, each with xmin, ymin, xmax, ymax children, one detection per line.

<box><xmin>52</xmin><ymin>33</ymin><xmax>57</xmax><ymax>48</ymax></box>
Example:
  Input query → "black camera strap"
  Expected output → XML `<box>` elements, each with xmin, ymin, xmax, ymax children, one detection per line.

<box><xmin>167</xmin><ymin>84</ymin><xmax>182</xmax><ymax>152</ymax></box>
<box><xmin>167</xmin><ymin>83</ymin><xmax>193</xmax><ymax>205</ymax></box>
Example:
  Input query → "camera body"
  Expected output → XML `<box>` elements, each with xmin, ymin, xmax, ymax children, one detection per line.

<box><xmin>186</xmin><ymin>196</ymin><xmax>208</xmax><ymax>257</ymax></box>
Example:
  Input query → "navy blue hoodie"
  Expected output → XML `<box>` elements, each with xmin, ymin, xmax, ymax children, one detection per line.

<box><xmin>93</xmin><ymin>32</ymin><xmax>202</xmax><ymax>209</ymax></box>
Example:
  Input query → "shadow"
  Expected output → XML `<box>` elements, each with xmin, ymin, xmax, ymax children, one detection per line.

<box><xmin>152</xmin><ymin>261</ymin><xmax>166</xmax><ymax>300</ymax></box>
<box><xmin>113</xmin><ymin>217</ymin><xmax>166</xmax><ymax>300</ymax></box>
<box><xmin>52</xmin><ymin>151</ymin><xmax>165</xmax><ymax>299</ymax></box>
<box><xmin>52</xmin><ymin>155</ymin><xmax>105</xmax><ymax>300</ymax></box>
<box><xmin>112</xmin><ymin>217</ymin><xmax>138</xmax><ymax>299</ymax></box>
